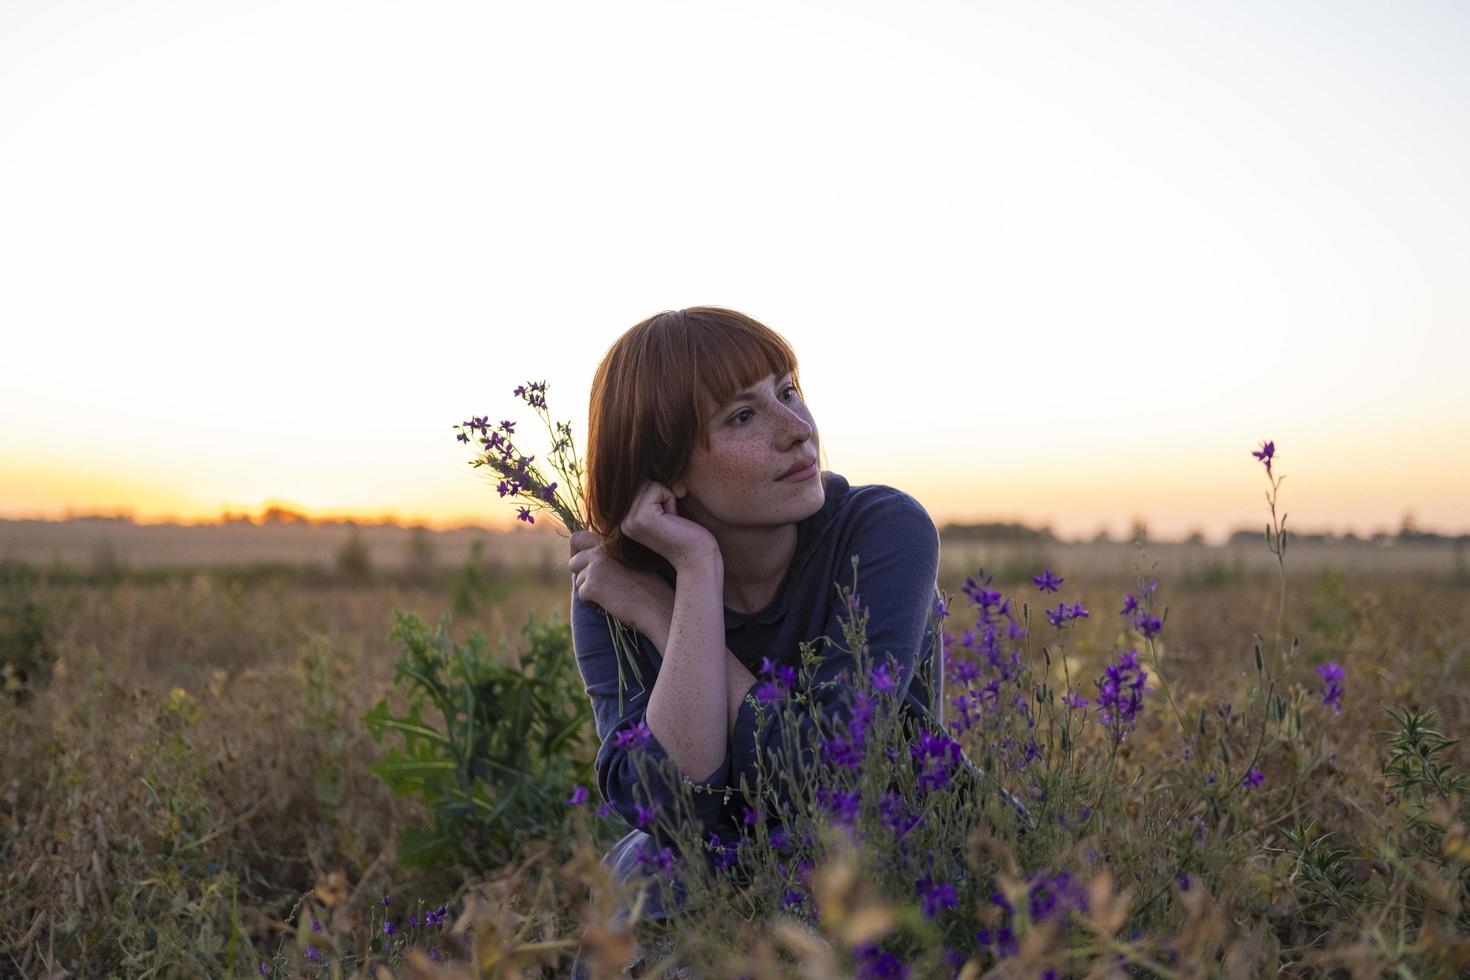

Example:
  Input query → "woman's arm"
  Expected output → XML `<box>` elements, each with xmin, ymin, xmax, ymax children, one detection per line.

<box><xmin>640</xmin><ymin>582</ymin><xmax>759</xmax><ymax>741</ymax></box>
<box><xmin>644</xmin><ymin>554</ymin><xmax>730</xmax><ymax>783</ymax></box>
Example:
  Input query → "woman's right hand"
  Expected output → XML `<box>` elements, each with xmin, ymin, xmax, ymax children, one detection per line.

<box><xmin>620</xmin><ymin>479</ymin><xmax>722</xmax><ymax>572</ymax></box>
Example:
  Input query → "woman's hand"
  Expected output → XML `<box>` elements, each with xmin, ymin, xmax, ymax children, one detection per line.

<box><xmin>619</xmin><ymin>479</ymin><xmax>722</xmax><ymax>572</ymax></box>
<box><xmin>569</xmin><ymin>529</ymin><xmax>675</xmax><ymax>639</ymax></box>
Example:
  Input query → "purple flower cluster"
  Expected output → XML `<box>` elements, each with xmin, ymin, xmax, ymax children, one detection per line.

<box><xmin>853</xmin><ymin>943</ymin><xmax>909</xmax><ymax>979</ymax></box>
<box><xmin>613</xmin><ymin>720</ymin><xmax>652</xmax><ymax>751</ymax></box>
<box><xmin>707</xmin><ymin>832</ymin><xmax>741</xmax><ymax>870</ymax></box>
<box><xmin>633</xmin><ymin>840</ymin><xmax>678</xmax><ymax>878</ymax></box>
<box><xmin>821</xmin><ymin>689</ymin><xmax>876</xmax><ymax>771</ymax></box>
<box><xmin>978</xmin><ymin>869</ymin><xmax>1089</xmax><ymax>961</ymax></box>
<box><xmin>1242</xmin><ymin>768</ymin><xmax>1264</xmax><ymax>790</ymax></box>
<box><xmin>756</xmin><ymin>656</ymin><xmax>798</xmax><ymax>704</ymax></box>
<box><xmin>455</xmin><ymin>382</ymin><xmax>575</xmax><ymax>526</ymax></box>
<box><xmin>870</xmin><ymin>658</ymin><xmax>900</xmax><ymax>694</ymax></box>
<box><xmin>816</xmin><ymin>785</ymin><xmax>861</xmax><ymax>827</ymax></box>
<box><xmin>881</xmin><ymin>792</ymin><xmax>922</xmax><ymax>838</ymax></box>
<box><xmin>1032</xmin><ymin>568</ymin><xmax>1064</xmax><ymax>593</ymax></box>
<box><xmin>1315</xmin><ymin>661</ymin><xmax>1345</xmax><ymax>713</ymax></box>
<box><xmin>1025</xmin><ymin>870</ymin><xmax>1088</xmax><ymax>921</ymax></box>
<box><xmin>1045</xmin><ymin>600</ymin><xmax>1089</xmax><ymax>629</ymax></box>
<box><xmin>1120</xmin><ymin>583</ymin><xmax>1163</xmax><ymax>638</ymax></box>
<box><xmin>916</xmin><ymin>876</ymin><xmax>959</xmax><ymax>919</ymax></box>
<box><xmin>633</xmin><ymin>802</ymin><xmax>659</xmax><ymax>830</ymax></box>
<box><xmin>1095</xmin><ymin>649</ymin><xmax>1152</xmax><ymax>744</ymax></box>
<box><xmin>564</xmin><ymin>784</ymin><xmax>588</xmax><ymax>806</ymax></box>
<box><xmin>942</xmin><ymin>570</ymin><xmax>1039</xmax><ymax>772</ymax></box>
<box><xmin>910</xmin><ymin>728</ymin><xmax>964</xmax><ymax>793</ymax></box>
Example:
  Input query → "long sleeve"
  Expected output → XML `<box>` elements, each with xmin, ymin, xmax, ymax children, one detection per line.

<box><xmin>725</xmin><ymin>490</ymin><xmax>941</xmax><ymax>814</ymax></box>
<box><xmin>570</xmin><ymin>587</ymin><xmax>733</xmax><ymax>840</ymax></box>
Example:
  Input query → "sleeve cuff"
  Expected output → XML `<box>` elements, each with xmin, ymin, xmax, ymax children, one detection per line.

<box><xmin>640</xmin><ymin>723</ymin><xmax>733</xmax><ymax>818</ymax></box>
<box><xmin>728</xmin><ymin>691</ymin><xmax>764</xmax><ymax>795</ymax></box>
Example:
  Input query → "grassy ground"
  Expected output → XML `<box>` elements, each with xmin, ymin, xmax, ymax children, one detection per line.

<box><xmin>2</xmin><ymin>554</ymin><xmax>1467</xmax><ymax>977</ymax></box>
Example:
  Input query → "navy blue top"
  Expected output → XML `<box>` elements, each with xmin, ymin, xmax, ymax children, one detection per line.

<box><xmin>570</xmin><ymin>471</ymin><xmax>945</xmax><ymax>903</ymax></box>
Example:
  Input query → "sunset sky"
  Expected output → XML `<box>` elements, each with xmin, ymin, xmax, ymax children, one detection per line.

<box><xmin>2</xmin><ymin>0</ymin><xmax>1467</xmax><ymax>543</ymax></box>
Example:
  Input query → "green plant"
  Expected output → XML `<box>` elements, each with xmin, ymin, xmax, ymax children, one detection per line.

<box><xmin>0</xmin><ymin>583</ymin><xmax>53</xmax><ymax>702</ymax></box>
<box><xmin>1382</xmin><ymin>705</ymin><xmax>1469</xmax><ymax>854</ymax></box>
<box><xmin>363</xmin><ymin>609</ymin><xmax>599</xmax><ymax>872</ymax></box>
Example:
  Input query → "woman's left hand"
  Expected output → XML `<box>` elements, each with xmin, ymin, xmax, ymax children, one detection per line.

<box><xmin>568</xmin><ymin>530</ymin><xmax>674</xmax><ymax>638</ymax></box>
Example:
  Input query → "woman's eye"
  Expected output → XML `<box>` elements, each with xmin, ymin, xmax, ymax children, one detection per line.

<box><xmin>729</xmin><ymin>385</ymin><xmax>798</xmax><ymax>426</ymax></box>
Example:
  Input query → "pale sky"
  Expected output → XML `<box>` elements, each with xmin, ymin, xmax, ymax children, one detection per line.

<box><xmin>2</xmin><ymin>0</ymin><xmax>1467</xmax><ymax>543</ymax></box>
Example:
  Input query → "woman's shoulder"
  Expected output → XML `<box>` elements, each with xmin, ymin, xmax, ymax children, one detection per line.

<box><xmin>825</xmin><ymin>476</ymin><xmax>937</xmax><ymax>534</ymax></box>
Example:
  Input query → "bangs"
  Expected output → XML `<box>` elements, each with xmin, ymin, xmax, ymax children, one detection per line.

<box><xmin>682</xmin><ymin>311</ymin><xmax>800</xmax><ymax>444</ymax></box>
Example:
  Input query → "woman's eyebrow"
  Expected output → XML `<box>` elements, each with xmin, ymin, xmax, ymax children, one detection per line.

<box><xmin>723</xmin><ymin>374</ymin><xmax>792</xmax><ymax>407</ymax></box>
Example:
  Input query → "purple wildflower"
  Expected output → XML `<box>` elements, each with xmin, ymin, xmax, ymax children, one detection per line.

<box><xmin>1242</xmin><ymin>768</ymin><xmax>1264</xmax><ymax>789</ymax></box>
<box><xmin>633</xmin><ymin>802</ymin><xmax>658</xmax><ymax>829</ymax></box>
<box><xmin>910</xmin><ymin>729</ymin><xmax>963</xmax><ymax>793</ymax></box>
<box><xmin>305</xmin><ymin>946</ymin><xmax>319</xmax><ymax>962</ymax></box>
<box><xmin>383</xmin><ymin>921</ymin><xmax>396</xmax><ymax>936</ymax></box>
<box><xmin>817</xmin><ymin>786</ymin><xmax>861</xmax><ymax>826</ymax></box>
<box><xmin>708</xmin><ymin>832</ymin><xmax>740</xmax><ymax>870</ymax></box>
<box><xmin>310</xmin><ymin>919</ymin><xmax>321</xmax><ymax>933</ymax></box>
<box><xmin>637</xmin><ymin>842</ymin><xmax>677</xmax><ymax>874</ymax></box>
<box><xmin>540</xmin><ymin>481</ymin><xmax>558</xmax><ymax>502</ymax></box>
<box><xmin>1315</xmin><ymin>661</ymin><xmax>1345</xmax><ymax>714</ymax></box>
<box><xmin>947</xmin><ymin>657</ymin><xmax>981</xmax><ymax>686</ymax></box>
<box><xmin>1046</xmin><ymin>600</ymin><xmax>1088</xmax><ymax>628</ymax></box>
<box><xmin>1032</xmin><ymin>568</ymin><xmax>1064</xmax><ymax>593</ymax></box>
<box><xmin>1095</xmin><ymin>649</ymin><xmax>1152</xmax><ymax>743</ymax></box>
<box><xmin>595</xmin><ymin>802</ymin><xmax>611</xmax><ymax>817</ymax></box>
<box><xmin>1060</xmin><ymin>690</ymin><xmax>1089</xmax><ymax>708</ymax></box>
<box><xmin>613</xmin><ymin>720</ymin><xmax>652</xmax><ymax>751</ymax></box>
<box><xmin>871</xmin><ymin>660</ymin><xmax>897</xmax><ymax>694</ymax></box>
<box><xmin>756</xmin><ymin>657</ymin><xmax>797</xmax><ymax>703</ymax></box>
<box><xmin>564</xmin><ymin>785</ymin><xmax>588</xmax><ymax>806</ymax></box>
<box><xmin>881</xmin><ymin>792</ymin><xmax>922</xmax><ymax>837</ymax></box>
<box><xmin>429</xmin><ymin>948</ymin><xmax>440</xmax><ymax>961</ymax></box>
<box><xmin>917</xmin><ymin>877</ymin><xmax>958</xmax><ymax>919</ymax></box>
<box><xmin>854</xmin><ymin>943</ymin><xmax>910</xmax><ymax>980</ymax></box>
<box><xmin>1027</xmin><ymin>870</ymin><xmax>1088</xmax><ymax>921</ymax></box>
<box><xmin>1252</xmin><ymin>439</ymin><xmax>1275</xmax><ymax>475</ymax></box>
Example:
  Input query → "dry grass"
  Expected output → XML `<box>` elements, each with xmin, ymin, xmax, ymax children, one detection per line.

<box><xmin>1</xmin><ymin>550</ymin><xmax>1468</xmax><ymax>976</ymax></box>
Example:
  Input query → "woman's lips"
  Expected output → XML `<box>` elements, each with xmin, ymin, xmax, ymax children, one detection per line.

<box><xmin>777</xmin><ymin>462</ymin><xmax>818</xmax><ymax>482</ymax></box>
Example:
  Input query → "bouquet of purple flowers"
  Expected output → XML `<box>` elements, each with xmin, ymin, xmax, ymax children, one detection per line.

<box><xmin>454</xmin><ymin>381</ymin><xmax>646</xmax><ymax>714</ymax></box>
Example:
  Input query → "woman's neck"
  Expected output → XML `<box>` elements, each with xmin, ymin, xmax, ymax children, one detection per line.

<box><xmin>715</xmin><ymin>523</ymin><xmax>798</xmax><ymax>614</ymax></box>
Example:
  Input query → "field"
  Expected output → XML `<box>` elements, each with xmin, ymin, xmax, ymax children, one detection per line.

<box><xmin>3</xmin><ymin>523</ymin><xmax>1470</xmax><ymax>978</ymax></box>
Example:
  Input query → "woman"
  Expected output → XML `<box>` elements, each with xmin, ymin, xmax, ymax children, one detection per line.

<box><xmin>566</xmin><ymin>307</ymin><xmax>947</xmax><ymax>975</ymax></box>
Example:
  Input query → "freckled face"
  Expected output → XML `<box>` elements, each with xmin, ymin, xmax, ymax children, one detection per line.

<box><xmin>676</xmin><ymin>371</ymin><xmax>825</xmax><ymax>529</ymax></box>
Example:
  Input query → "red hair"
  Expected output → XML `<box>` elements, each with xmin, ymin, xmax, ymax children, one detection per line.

<box><xmin>586</xmin><ymin>307</ymin><xmax>824</xmax><ymax>575</ymax></box>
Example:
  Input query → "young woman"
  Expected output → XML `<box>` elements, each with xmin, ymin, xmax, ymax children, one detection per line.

<box><xmin>566</xmin><ymin>307</ymin><xmax>947</xmax><ymax>973</ymax></box>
